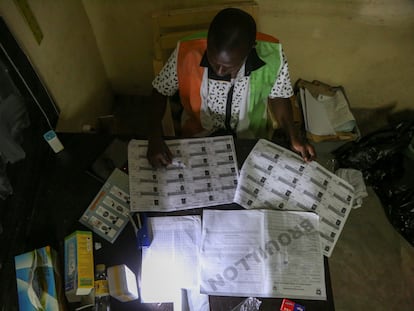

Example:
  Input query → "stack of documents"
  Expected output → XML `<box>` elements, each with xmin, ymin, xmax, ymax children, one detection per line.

<box><xmin>200</xmin><ymin>209</ymin><xmax>326</xmax><ymax>300</ymax></box>
<box><xmin>298</xmin><ymin>84</ymin><xmax>357</xmax><ymax>139</ymax></box>
<box><xmin>140</xmin><ymin>210</ymin><xmax>326</xmax><ymax>303</ymax></box>
<box><xmin>140</xmin><ymin>215</ymin><xmax>210</xmax><ymax>310</ymax></box>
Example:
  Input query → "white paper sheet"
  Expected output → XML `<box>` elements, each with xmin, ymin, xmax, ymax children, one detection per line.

<box><xmin>200</xmin><ymin>209</ymin><xmax>326</xmax><ymax>300</ymax></box>
<box><xmin>302</xmin><ymin>88</ymin><xmax>336</xmax><ymax>136</ymax></box>
<box><xmin>234</xmin><ymin>139</ymin><xmax>355</xmax><ymax>257</ymax></box>
<box><xmin>301</xmin><ymin>87</ymin><xmax>356</xmax><ymax>135</ymax></box>
<box><xmin>140</xmin><ymin>216</ymin><xmax>201</xmax><ymax>303</ymax></box>
<box><xmin>317</xmin><ymin>90</ymin><xmax>356</xmax><ymax>132</ymax></box>
<box><xmin>185</xmin><ymin>289</ymin><xmax>209</xmax><ymax>311</ymax></box>
<box><xmin>128</xmin><ymin>136</ymin><xmax>239</xmax><ymax>212</ymax></box>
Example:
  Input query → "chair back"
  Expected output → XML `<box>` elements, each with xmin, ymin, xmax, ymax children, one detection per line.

<box><xmin>152</xmin><ymin>2</ymin><xmax>258</xmax><ymax>75</ymax></box>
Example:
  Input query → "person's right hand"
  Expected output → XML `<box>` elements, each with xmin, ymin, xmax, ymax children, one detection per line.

<box><xmin>147</xmin><ymin>136</ymin><xmax>173</xmax><ymax>168</ymax></box>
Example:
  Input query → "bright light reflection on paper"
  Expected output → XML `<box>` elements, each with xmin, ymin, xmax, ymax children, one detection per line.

<box><xmin>140</xmin><ymin>249</ymin><xmax>189</xmax><ymax>303</ymax></box>
<box><xmin>140</xmin><ymin>216</ymin><xmax>201</xmax><ymax>304</ymax></box>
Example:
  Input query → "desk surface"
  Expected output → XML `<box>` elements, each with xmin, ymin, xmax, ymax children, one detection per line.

<box><xmin>43</xmin><ymin>134</ymin><xmax>334</xmax><ymax>311</ymax></box>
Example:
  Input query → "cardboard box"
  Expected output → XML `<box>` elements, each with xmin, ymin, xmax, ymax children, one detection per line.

<box><xmin>295</xmin><ymin>79</ymin><xmax>361</xmax><ymax>143</ymax></box>
<box><xmin>14</xmin><ymin>246</ymin><xmax>66</xmax><ymax>311</ymax></box>
<box><xmin>64</xmin><ymin>231</ymin><xmax>94</xmax><ymax>302</ymax></box>
<box><xmin>108</xmin><ymin>264</ymin><xmax>139</xmax><ymax>302</ymax></box>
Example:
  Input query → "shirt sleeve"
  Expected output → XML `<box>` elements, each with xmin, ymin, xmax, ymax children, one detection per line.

<box><xmin>152</xmin><ymin>47</ymin><xmax>179</xmax><ymax>97</ymax></box>
<box><xmin>268</xmin><ymin>49</ymin><xmax>294</xmax><ymax>99</ymax></box>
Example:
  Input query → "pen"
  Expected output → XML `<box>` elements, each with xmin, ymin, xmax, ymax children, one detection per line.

<box><xmin>128</xmin><ymin>213</ymin><xmax>139</xmax><ymax>236</ymax></box>
<box><xmin>136</xmin><ymin>213</ymin><xmax>142</xmax><ymax>229</ymax></box>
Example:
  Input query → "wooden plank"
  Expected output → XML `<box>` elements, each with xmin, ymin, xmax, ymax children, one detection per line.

<box><xmin>158</xmin><ymin>29</ymin><xmax>205</xmax><ymax>50</ymax></box>
<box><xmin>152</xmin><ymin>2</ymin><xmax>258</xmax><ymax>30</ymax></box>
<box><xmin>152</xmin><ymin>1</ymin><xmax>258</xmax><ymax>19</ymax></box>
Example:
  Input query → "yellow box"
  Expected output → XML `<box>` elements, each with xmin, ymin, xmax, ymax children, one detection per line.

<box><xmin>108</xmin><ymin>264</ymin><xmax>139</xmax><ymax>302</ymax></box>
<box><xmin>64</xmin><ymin>231</ymin><xmax>94</xmax><ymax>302</ymax></box>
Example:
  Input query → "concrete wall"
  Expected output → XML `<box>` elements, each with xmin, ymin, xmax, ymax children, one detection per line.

<box><xmin>259</xmin><ymin>0</ymin><xmax>414</xmax><ymax>110</ymax></box>
<box><xmin>1</xmin><ymin>0</ymin><xmax>413</xmax><ymax>131</ymax></box>
<box><xmin>82</xmin><ymin>0</ymin><xmax>234</xmax><ymax>95</ymax></box>
<box><xmin>84</xmin><ymin>0</ymin><xmax>414</xmax><ymax>110</ymax></box>
<box><xmin>0</xmin><ymin>0</ymin><xmax>113</xmax><ymax>132</ymax></box>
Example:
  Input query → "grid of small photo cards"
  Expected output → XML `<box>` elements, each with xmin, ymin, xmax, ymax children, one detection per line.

<box><xmin>79</xmin><ymin>168</ymin><xmax>130</xmax><ymax>243</ymax></box>
<box><xmin>128</xmin><ymin>136</ymin><xmax>239</xmax><ymax>212</ymax></box>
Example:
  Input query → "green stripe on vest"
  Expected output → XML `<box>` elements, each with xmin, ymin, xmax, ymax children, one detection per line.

<box><xmin>249</xmin><ymin>41</ymin><xmax>282</xmax><ymax>138</ymax></box>
<box><xmin>179</xmin><ymin>33</ymin><xmax>283</xmax><ymax>138</ymax></box>
<box><xmin>180</xmin><ymin>31</ymin><xmax>208</xmax><ymax>42</ymax></box>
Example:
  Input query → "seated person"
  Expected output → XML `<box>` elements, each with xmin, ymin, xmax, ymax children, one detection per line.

<box><xmin>147</xmin><ymin>8</ymin><xmax>315</xmax><ymax>167</ymax></box>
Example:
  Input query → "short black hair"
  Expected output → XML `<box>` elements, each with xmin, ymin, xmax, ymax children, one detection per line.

<box><xmin>207</xmin><ymin>8</ymin><xmax>256</xmax><ymax>53</ymax></box>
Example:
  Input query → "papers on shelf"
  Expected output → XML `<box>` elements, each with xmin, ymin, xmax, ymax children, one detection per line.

<box><xmin>234</xmin><ymin>139</ymin><xmax>354</xmax><ymax>257</ymax></box>
<box><xmin>300</xmin><ymin>86</ymin><xmax>356</xmax><ymax>136</ymax></box>
<box><xmin>128</xmin><ymin>136</ymin><xmax>238</xmax><ymax>212</ymax></box>
<box><xmin>199</xmin><ymin>209</ymin><xmax>326</xmax><ymax>300</ymax></box>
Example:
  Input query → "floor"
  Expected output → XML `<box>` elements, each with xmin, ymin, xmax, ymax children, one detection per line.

<box><xmin>315</xmin><ymin>142</ymin><xmax>414</xmax><ymax>310</ymax></box>
<box><xmin>1</xmin><ymin>97</ymin><xmax>413</xmax><ymax>310</ymax></box>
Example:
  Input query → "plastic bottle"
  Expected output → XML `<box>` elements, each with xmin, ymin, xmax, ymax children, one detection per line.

<box><xmin>94</xmin><ymin>264</ymin><xmax>111</xmax><ymax>311</ymax></box>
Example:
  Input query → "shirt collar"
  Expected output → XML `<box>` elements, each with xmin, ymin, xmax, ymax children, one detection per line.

<box><xmin>200</xmin><ymin>48</ymin><xmax>266</xmax><ymax>81</ymax></box>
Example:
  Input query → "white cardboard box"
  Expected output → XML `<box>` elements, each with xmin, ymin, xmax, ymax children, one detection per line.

<box><xmin>108</xmin><ymin>264</ymin><xmax>139</xmax><ymax>302</ymax></box>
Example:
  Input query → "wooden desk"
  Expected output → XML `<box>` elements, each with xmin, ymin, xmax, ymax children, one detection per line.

<box><xmin>18</xmin><ymin>134</ymin><xmax>333</xmax><ymax>310</ymax></box>
<box><xmin>87</xmin><ymin>136</ymin><xmax>334</xmax><ymax>311</ymax></box>
<box><xmin>93</xmin><ymin>209</ymin><xmax>334</xmax><ymax>311</ymax></box>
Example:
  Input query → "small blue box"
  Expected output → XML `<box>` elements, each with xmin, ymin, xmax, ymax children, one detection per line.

<box><xmin>43</xmin><ymin>130</ymin><xmax>64</xmax><ymax>153</ymax></box>
<box><xmin>14</xmin><ymin>246</ymin><xmax>65</xmax><ymax>310</ymax></box>
<box><xmin>137</xmin><ymin>213</ymin><xmax>152</xmax><ymax>248</ymax></box>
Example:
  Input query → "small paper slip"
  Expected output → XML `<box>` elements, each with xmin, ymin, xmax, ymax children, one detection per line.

<box><xmin>127</xmin><ymin>136</ymin><xmax>238</xmax><ymax>212</ymax></box>
<box><xmin>234</xmin><ymin>139</ymin><xmax>355</xmax><ymax>257</ymax></box>
<box><xmin>79</xmin><ymin>168</ymin><xmax>130</xmax><ymax>243</ymax></box>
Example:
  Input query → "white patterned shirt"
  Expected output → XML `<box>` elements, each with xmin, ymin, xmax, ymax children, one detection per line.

<box><xmin>152</xmin><ymin>44</ymin><xmax>293</xmax><ymax>137</ymax></box>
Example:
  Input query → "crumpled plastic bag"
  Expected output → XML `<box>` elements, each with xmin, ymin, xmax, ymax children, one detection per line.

<box><xmin>332</xmin><ymin>119</ymin><xmax>414</xmax><ymax>246</ymax></box>
<box><xmin>332</xmin><ymin>121</ymin><xmax>414</xmax><ymax>185</ymax></box>
<box><xmin>230</xmin><ymin>297</ymin><xmax>262</xmax><ymax>311</ymax></box>
<box><xmin>0</xmin><ymin>155</ymin><xmax>13</xmax><ymax>199</ymax></box>
<box><xmin>375</xmin><ymin>172</ymin><xmax>414</xmax><ymax>246</ymax></box>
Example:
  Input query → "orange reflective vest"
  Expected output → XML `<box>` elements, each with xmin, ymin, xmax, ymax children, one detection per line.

<box><xmin>177</xmin><ymin>32</ymin><xmax>282</xmax><ymax>137</ymax></box>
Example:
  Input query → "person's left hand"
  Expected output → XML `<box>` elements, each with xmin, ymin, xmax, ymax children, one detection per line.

<box><xmin>290</xmin><ymin>136</ymin><xmax>316</xmax><ymax>163</ymax></box>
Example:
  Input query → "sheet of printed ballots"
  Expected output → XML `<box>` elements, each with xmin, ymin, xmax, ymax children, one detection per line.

<box><xmin>234</xmin><ymin>139</ymin><xmax>355</xmax><ymax>257</ymax></box>
<box><xmin>128</xmin><ymin>136</ymin><xmax>239</xmax><ymax>212</ymax></box>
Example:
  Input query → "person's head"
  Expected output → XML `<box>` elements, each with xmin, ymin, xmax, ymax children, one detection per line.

<box><xmin>207</xmin><ymin>8</ymin><xmax>256</xmax><ymax>77</ymax></box>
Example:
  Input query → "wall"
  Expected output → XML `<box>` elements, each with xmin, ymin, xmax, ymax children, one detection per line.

<box><xmin>1</xmin><ymin>0</ymin><xmax>413</xmax><ymax>132</ymax></box>
<box><xmin>259</xmin><ymin>0</ymin><xmax>414</xmax><ymax>110</ymax></box>
<box><xmin>0</xmin><ymin>0</ymin><xmax>113</xmax><ymax>132</ymax></box>
<box><xmin>82</xmin><ymin>0</ymin><xmax>238</xmax><ymax>95</ymax></box>
<box><xmin>85</xmin><ymin>0</ymin><xmax>414</xmax><ymax>110</ymax></box>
